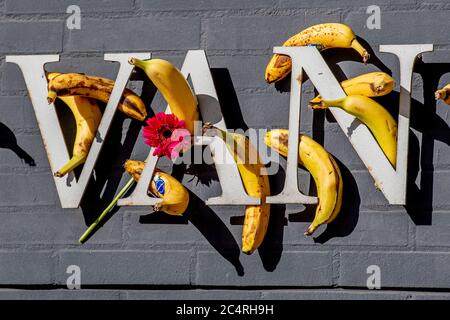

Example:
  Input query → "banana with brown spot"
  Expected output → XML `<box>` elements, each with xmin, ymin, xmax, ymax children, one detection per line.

<box><xmin>265</xmin><ymin>23</ymin><xmax>370</xmax><ymax>83</ymax></box>
<box><xmin>310</xmin><ymin>72</ymin><xmax>395</xmax><ymax>104</ymax></box>
<box><xmin>47</xmin><ymin>73</ymin><xmax>147</xmax><ymax>121</ymax></box>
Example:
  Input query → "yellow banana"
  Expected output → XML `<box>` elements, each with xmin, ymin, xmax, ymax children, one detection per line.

<box><xmin>265</xmin><ymin>23</ymin><xmax>370</xmax><ymax>83</ymax></box>
<box><xmin>129</xmin><ymin>58</ymin><xmax>199</xmax><ymax>134</ymax></box>
<box><xmin>310</xmin><ymin>72</ymin><xmax>395</xmax><ymax>104</ymax></box>
<box><xmin>54</xmin><ymin>96</ymin><xmax>102</xmax><ymax>177</ymax></box>
<box><xmin>47</xmin><ymin>73</ymin><xmax>147</xmax><ymax>121</ymax></box>
<box><xmin>204</xmin><ymin>125</ymin><xmax>270</xmax><ymax>254</ymax></box>
<box><xmin>124</xmin><ymin>160</ymin><xmax>189</xmax><ymax>215</ymax></box>
<box><xmin>435</xmin><ymin>84</ymin><xmax>450</xmax><ymax>105</ymax></box>
<box><xmin>264</xmin><ymin>129</ymin><xmax>343</xmax><ymax>236</ymax></box>
<box><xmin>310</xmin><ymin>95</ymin><xmax>397</xmax><ymax>167</ymax></box>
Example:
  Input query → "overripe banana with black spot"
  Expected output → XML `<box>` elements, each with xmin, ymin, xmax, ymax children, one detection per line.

<box><xmin>264</xmin><ymin>129</ymin><xmax>343</xmax><ymax>236</ymax></box>
<box><xmin>47</xmin><ymin>73</ymin><xmax>147</xmax><ymax>121</ymax></box>
<box><xmin>124</xmin><ymin>159</ymin><xmax>189</xmax><ymax>215</ymax></box>
<box><xmin>52</xmin><ymin>96</ymin><xmax>102</xmax><ymax>177</ymax></box>
<box><xmin>310</xmin><ymin>95</ymin><xmax>397</xmax><ymax>167</ymax></box>
<box><xmin>265</xmin><ymin>23</ymin><xmax>370</xmax><ymax>83</ymax></box>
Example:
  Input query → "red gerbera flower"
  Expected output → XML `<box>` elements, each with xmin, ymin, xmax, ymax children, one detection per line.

<box><xmin>143</xmin><ymin>112</ymin><xmax>191</xmax><ymax>159</ymax></box>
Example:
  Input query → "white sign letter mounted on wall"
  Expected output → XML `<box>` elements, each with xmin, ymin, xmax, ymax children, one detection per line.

<box><xmin>269</xmin><ymin>45</ymin><xmax>432</xmax><ymax>205</ymax></box>
<box><xmin>6</xmin><ymin>53</ymin><xmax>151</xmax><ymax>208</ymax></box>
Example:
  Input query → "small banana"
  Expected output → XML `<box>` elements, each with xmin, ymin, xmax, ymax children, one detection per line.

<box><xmin>124</xmin><ymin>160</ymin><xmax>189</xmax><ymax>215</ymax></box>
<box><xmin>310</xmin><ymin>95</ymin><xmax>397</xmax><ymax>167</ymax></box>
<box><xmin>204</xmin><ymin>124</ymin><xmax>270</xmax><ymax>254</ymax></box>
<box><xmin>54</xmin><ymin>96</ymin><xmax>102</xmax><ymax>177</ymax></box>
<box><xmin>435</xmin><ymin>84</ymin><xmax>450</xmax><ymax>105</ymax></box>
<box><xmin>129</xmin><ymin>58</ymin><xmax>199</xmax><ymax>134</ymax></box>
<box><xmin>265</xmin><ymin>23</ymin><xmax>370</xmax><ymax>83</ymax></box>
<box><xmin>47</xmin><ymin>73</ymin><xmax>147</xmax><ymax>121</ymax></box>
<box><xmin>310</xmin><ymin>72</ymin><xmax>395</xmax><ymax>104</ymax></box>
<box><xmin>265</xmin><ymin>129</ymin><xmax>343</xmax><ymax>236</ymax></box>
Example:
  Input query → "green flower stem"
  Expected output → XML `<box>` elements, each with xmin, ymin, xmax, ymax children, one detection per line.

<box><xmin>79</xmin><ymin>177</ymin><xmax>136</xmax><ymax>244</ymax></box>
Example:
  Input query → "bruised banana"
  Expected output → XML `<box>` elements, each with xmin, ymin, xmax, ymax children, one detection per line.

<box><xmin>265</xmin><ymin>129</ymin><xmax>343</xmax><ymax>236</ymax></box>
<box><xmin>124</xmin><ymin>159</ymin><xmax>189</xmax><ymax>215</ymax></box>
<box><xmin>204</xmin><ymin>125</ymin><xmax>270</xmax><ymax>254</ymax></box>
<box><xmin>47</xmin><ymin>73</ymin><xmax>147</xmax><ymax>121</ymax></box>
<box><xmin>53</xmin><ymin>96</ymin><xmax>102</xmax><ymax>177</ymax></box>
<box><xmin>310</xmin><ymin>95</ymin><xmax>397</xmax><ymax>167</ymax></box>
<box><xmin>435</xmin><ymin>84</ymin><xmax>450</xmax><ymax>105</ymax></box>
<box><xmin>129</xmin><ymin>58</ymin><xmax>199</xmax><ymax>134</ymax></box>
<box><xmin>265</xmin><ymin>23</ymin><xmax>370</xmax><ymax>83</ymax></box>
<box><xmin>310</xmin><ymin>72</ymin><xmax>395</xmax><ymax>104</ymax></box>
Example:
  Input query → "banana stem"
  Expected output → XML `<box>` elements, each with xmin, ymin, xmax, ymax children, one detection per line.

<box><xmin>351</xmin><ymin>39</ymin><xmax>370</xmax><ymax>64</ymax></box>
<box><xmin>79</xmin><ymin>177</ymin><xmax>135</xmax><ymax>244</ymax></box>
<box><xmin>309</xmin><ymin>97</ymin><xmax>345</xmax><ymax>109</ymax></box>
<box><xmin>47</xmin><ymin>91</ymin><xmax>57</xmax><ymax>104</ymax></box>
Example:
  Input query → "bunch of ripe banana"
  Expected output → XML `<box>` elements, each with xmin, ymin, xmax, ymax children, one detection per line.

<box><xmin>265</xmin><ymin>129</ymin><xmax>343</xmax><ymax>235</ymax></box>
<box><xmin>203</xmin><ymin>124</ymin><xmax>271</xmax><ymax>254</ymax></box>
<box><xmin>265</xmin><ymin>23</ymin><xmax>370</xmax><ymax>83</ymax></box>
<box><xmin>46</xmin><ymin>72</ymin><xmax>147</xmax><ymax>177</ymax></box>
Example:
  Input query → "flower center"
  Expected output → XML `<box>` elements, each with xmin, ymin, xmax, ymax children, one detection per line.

<box><xmin>162</xmin><ymin>129</ymin><xmax>173</xmax><ymax>138</ymax></box>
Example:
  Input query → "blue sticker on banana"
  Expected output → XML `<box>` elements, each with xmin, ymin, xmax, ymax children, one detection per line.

<box><xmin>153</xmin><ymin>174</ymin><xmax>165</xmax><ymax>195</ymax></box>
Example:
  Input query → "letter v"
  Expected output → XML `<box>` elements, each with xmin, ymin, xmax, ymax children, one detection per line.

<box><xmin>6</xmin><ymin>53</ymin><xmax>150</xmax><ymax>208</ymax></box>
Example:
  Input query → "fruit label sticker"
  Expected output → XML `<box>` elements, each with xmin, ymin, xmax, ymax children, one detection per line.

<box><xmin>153</xmin><ymin>175</ymin><xmax>165</xmax><ymax>196</ymax></box>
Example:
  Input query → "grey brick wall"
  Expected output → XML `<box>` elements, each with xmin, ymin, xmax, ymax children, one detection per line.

<box><xmin>0</xmin><ymin>0</ymin><xmax>449</xmax><ymax>300</ymax></box>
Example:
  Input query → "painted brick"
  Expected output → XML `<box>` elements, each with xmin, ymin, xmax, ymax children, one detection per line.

<box><xmin>57</xmin><ymin>250</ymin><xmax>192</xmax><ymax>285</ymax></box>
<box><xmin>0</xmin><ymin>212</ymin><xmax>122</xmax><ymax>245</ymax></box>
<box><xmin>261</xmin><ymin>289</ymin><xmax>410</xmax><ymax>300</ymax></box>
<box><xmin>140</xmin><ymin>0</ymin><xmax>277</xmax><ymax>11</ymax></box>
<box><xmin>0</xmin><ymin>289</ymin><xmax>122</xmax><ymax>300</ymax></box>
<box><xmin>126</xmin><ymin>289</ymin><xmax>262</xmax><ymax>300</ymax></box>
<box><xmin>0</xmin><ymin>22</ymin><xmax>63</xmax><ymax>53</ymax></box>
<box><xmin>5</xmin><ymin>0</ymin><xmax>135</xmax><ymax>13</ymax></box>
<box><xmin>195</xmin><ymin>251</ymin><xmax>333</xmax><ymax>286</ymax></box>
<box><xmin>339</xmin><ymin>251</ymin><xmax>450</xmax><ymax>288</ymax></box>
<box><xmin>344</xmin><ymin>11</ymin><xmax>450</xmax><ymax>45</ymax></box>
<box><xmin>206</xmin><ymin>16</ymin><xmax>306</xmax><ymax>50</ymax></box>
<box><xmin>283</xmin><ymin>211</ymin><xmax>409</xmax><ymax>247</ymax></box>
<box><xmin>0</xmin><ymin>173</ymin><xmax>59</xmax><ymax>206</ymax></box>
<box><xmin>64</xmin><ymin>17</ymin><xmax>201</xmax><ymax>52</ymax></box>
<box><xmin>0</xmin><ymin>251</ymin><xmax>56</xmax><ymax>284</ymax></box>
<box><xmin>279</xmin><ymin>0</ymin><xmax>415</xmax><ymax>8</ymax></box>
<box><xmin>416</xmin><ymin>212</ymin><xmax>450</xmax><ymax>247</ymax></box>
<box><xmin>0</xmin><ymin>97</ymin><xmax>38</xmax><ymax>131</ymax></box>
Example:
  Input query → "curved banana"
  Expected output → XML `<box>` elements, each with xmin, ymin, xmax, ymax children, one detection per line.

<box><xmin>204</xmin><ymin>125</ymin><xmax>270</xmax><ymax>254</ymax></box>
<box><xmin>124</xmin><ymin>160</ymin><xmax>189</xmax><ymax>215</ymax></box>
<box><xmin>54</xmin><ymin>96</ymin><xmax>102</xmax><ymax>177</ymax></box>
<box><xmin>310</xmin><ymin>95</ymin><xmax>397</xmax><ymax>167</ymax></box>
<box><xmin>265</xmin><ymin>23</ymin><xmax>370</xmax><ymax>83</ymax></box>
<box><xmin>435</xmin><ymin>84</ymin><xmax>450</xmax><ymax>105</ymax></box>
<box><xmin>264</xmin><ymin>129</ymin><xmax>343</xmax><ymax>236</ymax></box>
<box><xmin>310</xmin><ymin>72</ymin><xmax>395</xmax><ymax>104</ymax></box>
<box><xmin>47</xmin><ymin>73</ymin><xmax>147</xmax><ymax>121</ymax></box>
<box><xmin>129</xmin><ymin>58</ymin><xmax>199</xmax><ymax>134</ymax></box>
